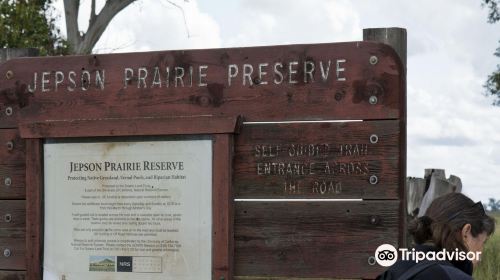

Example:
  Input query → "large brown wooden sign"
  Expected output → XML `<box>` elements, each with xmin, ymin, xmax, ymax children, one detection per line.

<box><xmin>0</xmin><ymin>27</ymin><xmax>406</xmax><ymax>280</ymax></box>
<box><xmin>0</xmin><ymin>41</ymin><xmax>402</xmax><ymax>126</ymax></box>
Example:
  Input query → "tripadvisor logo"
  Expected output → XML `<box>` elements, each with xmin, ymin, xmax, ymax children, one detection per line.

<box><xmin>375</xmin><ymin>244</ymin><xmax>398</xmax><ymax>267</ymax></box>
<box><xmin>373</xmin><ymin>244</ymin><xmax>482</xmax><ymax>267</ymax></box>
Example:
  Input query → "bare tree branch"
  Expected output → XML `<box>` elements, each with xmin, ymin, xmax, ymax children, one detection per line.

<box><xmin>165</xmin><ymin>0</ymin><xmax>190</xmax><ymax>38</ymax></box>
<box><xmin>76</xmin><ymin>0</ymin><xmax>137</xmax><ymax>54</ymax></box>
<box><xmin>63</xmin><ymin>0</ymin><xmax>81</xmax><ymax>52</ymax></box>
<box><xmin>64</xmin><ymin>0</ymin><xmax>188</xmax><ymax>54</ymax></box>
<box><xmin>89</xmin><ymin>0</ymin><xmax>97</xmax><ymax>26</ymax></box>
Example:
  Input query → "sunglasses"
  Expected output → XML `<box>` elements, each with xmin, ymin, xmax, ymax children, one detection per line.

<box><xmin>447</xmin><ymin>201</ymin><xmax>486</xmax><ymax>221</ymax></box>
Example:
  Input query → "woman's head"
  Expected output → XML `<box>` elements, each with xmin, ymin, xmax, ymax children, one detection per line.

<box><xmin>408</xmin><ymin>192</ymin><xmax>495</xmax><ymax>264</ymax></box>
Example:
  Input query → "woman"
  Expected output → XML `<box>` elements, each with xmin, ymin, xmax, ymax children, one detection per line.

<box><xmin>377</xmin><ymin>192</ymin><xmax>496</xmax><ymax>279</ymax></box>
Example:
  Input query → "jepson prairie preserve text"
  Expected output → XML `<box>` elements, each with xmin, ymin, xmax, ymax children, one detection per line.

<box><xmin>26</xmin><ymin>59</ymin><xmax>347</xmax><ymax>93</ymax></box>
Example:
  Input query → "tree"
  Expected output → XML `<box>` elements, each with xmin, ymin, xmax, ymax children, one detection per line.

<box><xmin>1</xmin><ymin>1</ymin><xmax>186</xmax><ymax>55</ymax></box>
<box><xmin>487</xmin><ymin>198</ymin><xmax>500</xmax><ymax>212</ymax></box>
<box><xmin>63</xmin><ymin>0</ymin><xmax>188</xmax><ymax>54</ymax></box>
<box><xmin>63</xmin><ymin>0</ymin><xmax>137</xmax><ymax>54</ymax></box>
<box><xmin>0</xmin><ymin>0</ymin><xmax>68</xmax><ymax>55</ymax></box>
<box><xmin>482</xmin><ymin>0</ymin><xmax>500</xmax><ymax>105</ymax></box>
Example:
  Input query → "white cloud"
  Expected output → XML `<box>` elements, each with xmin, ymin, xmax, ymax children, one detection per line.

<box><xmin>53</xmin><ymin>0</ymin><xmax>221</xmax><ymax>53</ymax></box>
<box><xmin>93</xmin><ymin>0</ymin><xmax>221</xmax><ymax>53</ymax></box>
<box><xmin>220</xmin><ymin>0</ymin><xmax>361</xmax><ymax>47</ymax></box>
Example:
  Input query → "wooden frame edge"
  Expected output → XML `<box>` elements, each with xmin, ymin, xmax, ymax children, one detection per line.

<box><xmin>25</xmin><ymin>139</ymin><xmax>43</xmax><ymax>280</ymax></box>
<box><xmin>23</xmin><ymin>128</ymin><xmax>237</xmax><ymax>280</ymax></box>
<box><xmin>20</xmin><ymin>115</ymin><xmax>243</xmax><ymax>139</ymax></box>
<box><xmin>213</xmin><ymin>134</ymin><xmax>234</xmax><ymax>280</ymax></box>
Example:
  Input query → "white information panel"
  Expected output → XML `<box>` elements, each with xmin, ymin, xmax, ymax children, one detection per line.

<box><xmin>43</xmin><ymin>140</ymin><xmax>212</xmax><ymax>280</ymax></box>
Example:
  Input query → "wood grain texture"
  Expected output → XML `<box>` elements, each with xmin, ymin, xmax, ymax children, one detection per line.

<box><xmin>19</xmin><ymin>115</ymin><xmax>243</xmax><ymax>138</ymax></box>
<box><xmin>0</xmin><ymin>48</ymin><xmax>39</xmax><ymax>129</ymax></box>
<box><xmin>363</xmin><ymin>28</ymin><xmax>407</xmax><ymax>70</ymax></box>
<box><xmin>0</xmin><ymin>38</ymin><xmax>406</xmax><ymax>278</ymax></box>
<box><xmin>213</xmin><ymin>134</ymin><xmax>234</xmax><ymax>280</ymax></box>
<box><xmin>234</xmin><ymin>201</ymin><xmax>399</xmax><ymax>279</ymax></box>
<box><xmin>0</xmin><ymin>42</ymin><xmax>403</xmax><ymax>127</ymax></box>
<box><xmin>0</xmin><ymin>237</ymin><xmax>25</xmax><ymax>270</ymax></box>
<box><xmin>0</xmin><ymin>270</ymin><xmax>26</xmax><ymax>280</ymax></box>
<box><xmin>234</xmin><ymin>121</ymin><xmax>400</xmax><ymax>199</ymax></box>
<box><xmin>0</xmin><ymin>200</ymin><xmax>26</xmax><ymax>271</ymax></box>
<box><xmin>363</xmin><ymin>27</ymin><xmax>407</xmax><ymax>249</ymax></box>
<box><xmin>0</xmin><ymin>200</ymin><xmax>25</xmax><ymax>229</ymax></box>
<box><xmin>398</xmin><ymin>70</ymin><xmax>407</xmax><ymax>247</ymax></box>
<box><xmin>398</xmin><ymin>119</ymin><xmax>407</xmax><ymax>247</ymax></box>
<box><xmin>0</xmin><ymin>48</ymin><xmax>39</xmax><ymax>64</ymax></box>
<box><xmin>0</xmin><ymin>165</ymin><xmax>25</xmax><ymax>199</ymax></box>
<box><xmin>25</xmin><ymin>139</ymin><xmax>42</xmax><ymax>280</ymax></box>
<box><xmin>0</xmin><ymin>130</ymin><xmax>24</xmax><ymax>165</ymax></box>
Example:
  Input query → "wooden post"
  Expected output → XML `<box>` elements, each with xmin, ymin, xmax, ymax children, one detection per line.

<box><xmin>418</xmin><ymin>170</ymin><xmax>463</xmax><ymax>217</ymax></box>
<box><xmin>363</xmin><ymin>28</ymin><xmax>407</xmax><ymax>248</ymax></box>
<box><xmin>25</xmin><ymin>139</ymin><xmax>43</xmax><ymax>280</ymax></box>
<box><xmin>0</xmin><ymin>48</ymin><xmax>38</xmax><ymax>278</ymax></box>
<box><xmin>425</xmin><ymin>168</ymin><xmax>446</xmax><ymax>180</ymax></box>
<box><xmin>363</xmin><ymin>28</ymin><xmax>407</xmax><ymax>70</ymax></box>
<box><xmin>0</xmin><ymin>48</ymin><xmax>39</xmax><ymax>64</ymax></box>
<box><xmin>213</xmin><ymin>134</ymin><xmax>234</xmax><ymax>280</ymax></box>
<box><xmin>406</xmin><ymin>169</ymin><xmax>462</xmax><ymax>246</ymax></box>
<box><xmin>406</xmin><ymin>177</ymin><xmax>426</xmax><ymax>216</ymax></box>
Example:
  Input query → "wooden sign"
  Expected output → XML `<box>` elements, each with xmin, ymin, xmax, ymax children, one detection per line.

<box><xmin>234</xmin><ymin>121</ymin><xmax>400</xmax><ymax>199</ymax></box>
<box><xmin>0</xmin><ymin>41</ymin><xmax>403</xmax><ymax>127</ymax></box>
<box><xmin>0</xmin><ymin>27</ymin><xmax>406</xmax><ymax>280</ymax></box>
<box><xmin>235</xmin><ymin>200</ymin><xmax>399</xmax><ymax>277</ymax></box>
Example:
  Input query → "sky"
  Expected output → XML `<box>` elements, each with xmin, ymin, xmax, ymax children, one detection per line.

<box><xmin>51</xmin><ymin>0</ymin><xmax>500</xmax><ymax>203</ymax></box>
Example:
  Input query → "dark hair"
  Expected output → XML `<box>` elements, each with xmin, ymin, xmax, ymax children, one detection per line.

<box><xmin>408</xmin><ymin>192</ymin><xmax>496</xmax><ymax>251</ymax></box>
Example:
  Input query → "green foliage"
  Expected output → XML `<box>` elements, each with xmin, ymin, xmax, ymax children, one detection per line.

<box><xmin>485</xmin><ymin>66</ymin><xmax>500</xmax><ymax>106</ymax></box>
<box><xmin>0</xmin><ymin>0</ymin><xmax>68</xmax><ymax>55</ymax></box>
<box><xmin>483</xmin><ymin>0</ymin><xmax>500</xmax><ymax>23</ymax></box>
<box><xmin>488</xmin><ymin>197</ymin><xmax>500</xmax><ymax>211</ymax></box>
<box><xmin>473</xmin><ymin>212</ymin><xmax>500</xmax><ymax>280</ymax></box>
<box><xmin>482</xmin><ymin>0</ymin><xmax>500</xmax><ymax>105</ymax></box>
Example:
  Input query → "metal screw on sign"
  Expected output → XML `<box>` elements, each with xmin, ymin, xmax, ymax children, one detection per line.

<box><xmin>3</xmin><ymin>248</ymin><xmax>11</xmax><ymax>257</ymax></box>
<box><xmin>5</xmin><ymin>70</ymin><xmax>13</xmax><ymax>80</ymax></box>
<box><xmin>370</xmin><ymin>215</ymin><xmax>380</xmax><ymax>225</ymax></box>
<box><xmin>335</xmin><ymin>91</ymin><xmax>344</xmax><ymax>101</ymax></box>
<box><xmin>368</xmin><ymin>256</ymin><xmax>377</xmax><ymax>265</ymax></box>
<box><xmin>5</xmin><ymin>107</ymin><xmax>13</xmax><ymax>116</ymax></box>
<box><xmin>6</xmin><ymin>141</ymin><xmax>14</xmax><ymax>151</ymax></box>
<box><xmin>369</xmin><ymin>175</ymin><xmax>379</xmax><ymax>185</ymax></box>
<box><xmin>369</xmin><ymin>56</ymin><xmax>378</xmax><ymax>65</ymax></box>
<box><xmin>4</xmin><ymin>214</ymin><xmax>12</xmax><ymax>223</ymax></box>
<box><xmin>4</xmin><ymin>177</ymin><xmax>11</xmax><ymax>186</ymax></box>
<box><xmin>369</xmin><ymin>95</ymin><xmax>378</xmax><ymax>105</ymax></box>
<box><xmin>370</xmin><ymin>134</ymin><xmax>379</xmax><ymax>144</ymax></box>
